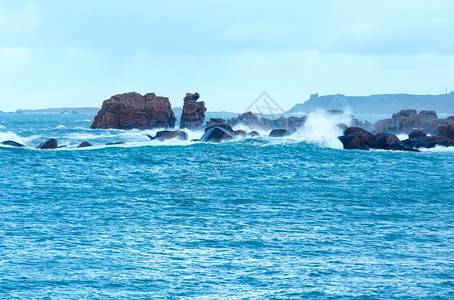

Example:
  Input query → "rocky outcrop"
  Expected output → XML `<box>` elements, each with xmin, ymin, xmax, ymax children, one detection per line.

<box><xmin>204</xmin><ymin>118</ymin><xmax>226</xmax><ymax>128</ymax></box>
<box><xmin>1</xmin><ymin>140</ymin><xmax>26</xmax><ymax>148</ymax></box>
<box><xmin>91</xmin><ymin>92</ymin><xmax>176</xmax><ymax>130</ymax></box>
<box><xmin>374</xmin><ymin>109</ymin><xmax>439</xmax><ymax>134</ymax></box>
<box><xmin>147</xmin><ymin>131</ymin><xmax>188</xmax><ymax>142</ymax></box>
<box><xmin>339</xmin><ymin>127</ymin><xmax>420</xmax><ymax>151</ymax></box>
<box><xmin>180</xmin><ymin>93</ymin><xmax>206</xmax><ymax>129</ymax></box>
<box><xmin>225</xmin><ymin>111</ymin><xmax>306</xmax><ymax>132</ymax></box>
<box><xmin>227</xmin><ymin>112</ymin><xmax>263</xmax><ymax>129</ymax></box>
<box><xmin>37</xmin><ymin>139</ymin><xmax>58</xmax><ymax>149</ymax></box>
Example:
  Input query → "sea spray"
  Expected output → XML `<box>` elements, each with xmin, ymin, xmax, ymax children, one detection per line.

<box><xmin>295</xmin><ymin>109</ymin><xmax>353</xmax><ymax>149</ymax></box>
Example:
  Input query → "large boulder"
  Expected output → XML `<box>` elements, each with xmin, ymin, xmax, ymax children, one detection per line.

<box><xmin>227</xmin><ymin>111</ymin><xmax>263</xmax><ymax>129</ymax></box>
<box><xmin>200</xmin><ymin>126</ymin><xmax>235</xmax><ymax>143</ymax></box>
<box><xmin>338</xmin><ymin>134</ymin><xmax>361</xmax><ymax>150</ymax></box>
<box><xmin>91</xmin><ymin>92</ymin><xmax>176</xmax><ymax>130</ymax></box>
<box><xmin>269</xmin><ymin>129</ymin><xmax>289</xmax><ymax>137</ymax></box>
<box><xmin>148</xmin><ymin>131</ymin><xmax>188</xmax><ymax>141</ymax></box>
<box><xmin>437</xmin><ymin>120</ymin><xmax>454</xmax><ymax>140</ymax></box>
<box><xmin>344</xmin><ymin>127</ymin><xmax>373</xmax><ymax>146</ymax></box>
<box><xmin>37</xmin><ymin>139</ymin><xmax>58</xmax><ymax>149</ymax></box>
<box><xmin>180</xmin><ymin>93</ymin><xmax>206</xmax><ymax>129</ymax></box>
<box><xmin>1</xmin><ymin>140</ymin><xmax>26</xmax><ymax>148</ymax></box>
<box><xmin>408</xmin><ymin>130</ymin><xmax>426</xmax><ymax>139</ymax></box>
<box><xmin>368</xmin><ymin>133</ymin><xmax>401</xmax><ymax>149</ymax></box>
<box><xmin>205</xmin><ymin>123</ymin><xmax>233</xmax><ymax>133</ymax></box>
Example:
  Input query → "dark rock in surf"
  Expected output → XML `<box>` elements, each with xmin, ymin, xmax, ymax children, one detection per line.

<box><xmin>248</xmin><ymin>131</ymin><xmax>260</xmax><ymax>137</ymax></box>
<box><xmin>234</xmin><ymin>130</ymin><xmax>247</xmax><ymax>137</ymax></box>
<box><xmin>338</xmin><ymin>134</ymin><xmax>361</xmax><ymax>150</ymax></box>
<box><xmin>269</xmin><ymin>129</ymin><xmax>289</xmax><ymax>137</ymax></box>
<box><xmin>344</xmin><ymin>127</ymin><xmax>373</xmax><ymax>146</ymax></box>
<box><xmin>408</xmin><ymin>130</ymin><xmax>426</xmax><ymax>139</ymax></box>
<box><xmin>36</xmin><ymin>139</ymin><xmax>58</xmax><ymax>149</ymax></box>
<box><xmin>368</xmin><ymin>133</ymin><xmax>401</xmax><ymax>149</ymax></box>
<box><xmin>78</xmin><ymin>141</ymin><xmax>92</xmax><ymax>148</ymax></box>
<box><xmin>147</xmin><ymin>130</ymin><xmax>188</xmax><ymax>141</ymax></box>
<box><xmin>1</xmin><ymin>140</ymin><xmax>26</xmax><ymax>148</ymax></box>
<box><xmin>205</xmin><ymin>123</ymin><xmax>233</xmax><ymax>133</ymax></box>
<box><xmin>200</xmin><ymin>126</ymin><xmax>235</xmax><ymax>143</ymax></box>
<box><xmin>105</xmin><ymin>142</ymin><xmax>125</xmax><ymax>146</ymax></box>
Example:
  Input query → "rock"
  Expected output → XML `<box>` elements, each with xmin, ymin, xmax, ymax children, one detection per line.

<box><xmin>1</xmin><ymin>140</ymin><xmax>26</xmax><ymax>148</ymax></box>
<box><xmin>437</xmin><ymin>121</ymin><xmax>454</xmax><ymax>140</ymax></box>
<box><xmin>204</xmin><ymin>118</ymin><xmax>226</xmax><ymax>128</ymax></box>
<box><xmin>408</xmin><ymin>130</ymin><xmax>426</xmax><ymax>139</ymax></box>
<box><xmin>344</xmin><ymin>127</ymin><xmax>373</xmax><ymax>146</ymax></box>
<box><xmin>205</xmin><ymin>123</ymin><xmax>233</xmax><ymax>133</ymax></box>
<box><xmin>360</xmin><ymin>145</ymin><xmax>370</xmax><ymax>151</ymax></box>
<box><xmin>269</xmin><ymin>129</ymin><xmax>289</xmax><ymax>137</ymax></box>
<box><xmin>36</xmin><ymin>139</ymin><xmax>58</xmax><ymax>149</ymax></box>
<box><xmin>200</xmin><ymin>126</ymin><xmax>235</xmax><ymax>143</ymax></box>
<box><xmin>338</xmin><ymin>134</ymin><xmax>361</xmax><ymax>150</ymax></box>
<box><xmin>77</xmin><ymin>141</ymin><xmax>92</xmax><ymax>148</ymax></box>
<box><xmin>105</xmin><ymin>142</ymin><xmax>125</xmax><ymax>146</ymax></box>
<box><xmin>227</xmin><ymin>111</ymin><xmax>263</xmax><ymax>129</ymax></box>
<box><xmin>248</xmin><ymin>131</ymin><xmax>260</xmax><ymax>137</ymax></box>
<box><xmin>374</xmin><ymin>109</ymin><xmax>440</xmax><ymax>134</ymax></box>
<box><xmin>148</xmin><ymin>130</ymin><xmax>188</xmax><ymax>141</ymax></box>
<box><xmin>234</xmin><ymin>130</ymin><xmax>247</xmax><ymax>137</ymax></box>
<box><xmin>180</xmin><ymin>92</ymin><xmax>206</xmax><ymax>129</ymax></box>
<box><xmin>91</xmin><ymin>92</ymin><xmax>176</xmax><ymax>130</ymax></box>
<box><xmin>368</xmin><ymin>133</ymin><xmax>401</xmax><ymax>149</ymax></box>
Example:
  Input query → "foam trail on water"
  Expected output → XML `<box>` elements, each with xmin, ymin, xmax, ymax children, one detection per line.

<box><xmin>294</xmin><ymin>110</ymin><xmax>353</xmax><ymax>149</ymax></box>
<box><xmin>0</xmin><ymin>132</ymin><xmax>38</xmax><ymax>146</ymax></box>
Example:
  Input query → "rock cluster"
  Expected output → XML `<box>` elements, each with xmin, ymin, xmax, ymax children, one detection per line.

<box><xmin>373</xmin><ymin>109</ymin><xmax>439</xmax><ymax>134</ymax></box>
<box><xmin>180</xmin><ymin>93</ymin><xmax>206</xmax><ymax>129</ymax></box>
<box><xmin>91</xmin><ymin>92</ymin><xmax>176</xmax><ymax>130</ymax></box>
<box><xmin>339</xmin><ymin>118</ymin><xmax>454</xmax><ymax>151</ymax></box>
<box><xmin>226</xmin><ymin>111</ymin><xmax>307</xmax><ymax>133</ymax></box>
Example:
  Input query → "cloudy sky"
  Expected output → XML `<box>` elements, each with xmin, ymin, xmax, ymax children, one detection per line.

<box><xmin>1</xmin><ymin>0</ymin><xmax>453</xmax><ymax>112</ymax></box>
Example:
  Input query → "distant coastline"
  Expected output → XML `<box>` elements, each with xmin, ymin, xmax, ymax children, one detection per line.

<box><xmin>287</xmin><ymin>92</ymin><xmax>454</xmax><ymax>115</ymax></box>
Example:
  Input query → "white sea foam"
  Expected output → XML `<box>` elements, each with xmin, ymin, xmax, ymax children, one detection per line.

<box><xmin>0</xmin><ymin>125</ymin><xmax>5</xmax><ymax>129</ymax></box>
<box><xmin>0</xmin><ymin>131</ymin><xmax>38</xmax><ymax>147</ymax></box>
<box><xmin>55</xmin><ymin>125</ymin><xmax>66</xmax><ymax>129</ymax></box>
<box><xmin>294</xmin><ymin>109</ymin><xmax>353</xmax><ymax>149</ymax></box>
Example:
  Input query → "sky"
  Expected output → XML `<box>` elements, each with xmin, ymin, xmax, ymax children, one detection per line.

<box><xmin>0</xmin><ymin>0</ymin><xmax>453</xmax><ymax>112</ymax></box>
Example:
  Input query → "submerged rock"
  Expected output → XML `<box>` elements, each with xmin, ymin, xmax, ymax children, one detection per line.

<box><xmin>105</xmin><ymin>142</ymin><xmax>125</xmax><ymax>146</ymax></box>
<box><xmin>248</xmin><ymin>131</ymin><xmax>260</xmax><ymax>137</ymax></box>
<box><xmin>1</xmin><ymin>140</ymin><xmax>26</xmax><ymax>148</ymax></box>
<box><xmin>36</xmin><ymin>139</ymin><xmax>58</xmax><ymax>149</ymax></box>
<box><xmin>78</xmin><ymin>141</ymin><xmax>92</xmax><ymax>148</ymax></box>
<box><xmin>91</xmin><ymin>92</ymin><xmax>176</xmax><ymax>130</ymax></box>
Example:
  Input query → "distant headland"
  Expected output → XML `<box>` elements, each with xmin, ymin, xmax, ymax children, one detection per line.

<box><xmin>287</xmin><ymin>92</ymin><xmax>454</xmax><ymax>115</ymax></box>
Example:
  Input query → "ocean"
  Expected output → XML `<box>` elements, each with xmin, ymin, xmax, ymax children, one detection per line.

<box><xmin>1</xmin><ymin>112</ymin><xmax>453</xmax><ymax>298</ymax></box>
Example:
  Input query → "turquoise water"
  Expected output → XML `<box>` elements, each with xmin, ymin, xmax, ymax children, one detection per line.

<box><xmin>1</xmin><ymin>113</ymin><xmax>453</xmax><ymax>298</ymax></box>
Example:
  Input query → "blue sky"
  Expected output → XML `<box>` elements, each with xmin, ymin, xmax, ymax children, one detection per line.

<box><xmin>1</xmin><ymin>0</ymin><xmax>453</xmax><ymax>112</ymax></box>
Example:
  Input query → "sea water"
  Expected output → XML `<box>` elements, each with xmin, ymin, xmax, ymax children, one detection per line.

<box><xmin>1</xmin><ymin>112</ymin><xmax>453</xmax><ymax>298</ymax></box>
